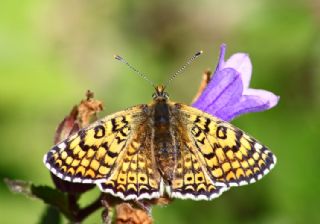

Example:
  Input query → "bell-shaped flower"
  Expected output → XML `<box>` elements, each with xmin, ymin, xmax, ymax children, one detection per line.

<box><xmin>193</xmin><ymin>44</ymin><xmax>279</xmax><ymax>121</ymax></box>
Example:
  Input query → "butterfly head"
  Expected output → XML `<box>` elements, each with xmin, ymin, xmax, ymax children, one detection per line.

<box><xmin>152</xmin><ymin>85</ymin><xmax>169</xmax><ymax>101</ymax></box>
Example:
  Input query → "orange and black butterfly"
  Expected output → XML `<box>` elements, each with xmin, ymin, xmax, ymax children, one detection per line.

<box><xmin>44</xmin><ymin>52</ymin><xmax>276</xmax><ymax>201</ymax></box>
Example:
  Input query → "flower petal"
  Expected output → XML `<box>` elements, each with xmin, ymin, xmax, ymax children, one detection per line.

<box><xmin>215</xmin><ymin>44</ymin><xmax>226</xmax><ymax>72</ymax></box>
<box><xmin>215</xmin><ymin>89</ymin><xmax>280</xmax><ymax>121</ymax></box>
<box><xmin>223</xmin><ymin>53</ymin><xmax>252</xmax><ymax>89</ymax></box>
<box><xmin>192</xmin><ymin>68</ymin><xmax>243</xmax><ymax>115</ymax></box>
<box><xmin>243</xmin><ymin>88</ymin><xmax>279</xmax><ymax>108</ymax></box>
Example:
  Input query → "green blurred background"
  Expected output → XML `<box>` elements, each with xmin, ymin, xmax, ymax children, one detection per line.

<box><xmin>1</xmin><ymin>0</ymin><xmax>320</xmax><ymax>223</ymax></box>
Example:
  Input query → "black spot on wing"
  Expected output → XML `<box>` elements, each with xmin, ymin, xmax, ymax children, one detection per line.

<box><xmin>216</xmin><ymin>126</ymin><xmax>227</xmax><ymax>139</ymax></box>
<box><xmin>203</xmin><ymin>118</ymin><xmax>211</xmax><ymax>133</ymax></box>
<box><xmin>231</xmin><ymin>145</ymin><xmax>239</xmax><ymax>153</ymax></box>
<box><xmin>94</xmin><ymin>125</ymin><xmax>106</xmax><ymax>139</ymax></box>
<box><xmin>197</xmin><ymin>137</ymin><xmax>205</xmax><ymax>145</ymax></box>
<box><xmin>107</xmin><ymin>150</ymin><xmax>118</xmax><ymax>158</ymax></box>
<box><xmin>203</xmin><ymin>152</ymin><xmax>215</xmax><ymax>160</ymax></box>
<box><xmin>191</xmin><ymin>126</ymin><xmax>201</xmax><ymax>137</ymax></box>
<box><xmin>79</xmin><ymin>141</ymin><xmax>90</xmax><ymax>151</ymax></box>
<box><xmin>111</xmin><ymin>118</ymin><xmax>117</xmax><ymax>132</ymax></box>
<box><xmin>120</xmin><ymin>129</ymin><xmax>128</xmax><ymax>137</ymax></box>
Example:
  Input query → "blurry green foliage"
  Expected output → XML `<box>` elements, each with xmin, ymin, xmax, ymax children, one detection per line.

<box><xmin>0</xmin><ymin>0</ymin><xmax>319</xmax><ymax>223</ymax></box>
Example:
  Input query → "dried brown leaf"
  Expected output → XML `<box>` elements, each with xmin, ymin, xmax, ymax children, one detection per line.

<box><xmin>78</xmin><ymin>90</ymin><xmax>103</xmax><ymax>126</ymax></box>
<box><xmin>115</xmin><ymin>203</ymin><xmax>153</xmax><ymax>224</ymax></box>
<box><xmin>51</xmin><ymin>90</ymin><xmax>103</xmax><ymax>193</ymax></box>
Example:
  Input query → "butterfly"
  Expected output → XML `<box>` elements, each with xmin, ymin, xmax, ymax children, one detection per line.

<box><xmin>44</xmin><ymin>81</ymin><xmax>276</xmax><ymax>201</ymax></box>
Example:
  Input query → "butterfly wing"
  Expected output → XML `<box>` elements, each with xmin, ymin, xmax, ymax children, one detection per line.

<box><xmin>44</xmin><ymin>105</ymin><xmax>148</xmax><ymax>184</ymax></box>
<box><xmin>97</xmin><ymin>120</ymin><xmax>162</xmax><ymax>200</ymax></box>
<box><xmin>168</xmin><ymin>141</ymin><xmax>229</xmax><ymax>200</ymax></box>
<box><xmin>171</xmin><ymin>103</ymin><xmax>276</xmax><ymax>188</ymax></box>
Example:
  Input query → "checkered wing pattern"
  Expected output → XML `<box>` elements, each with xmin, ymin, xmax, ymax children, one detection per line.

<box><xmin>179</xmin><ymin>104</ymin><xmax>276</xmax><ymax>188</ymax></box>
<box><xmin>44</xmin><ymin>106</ymin><xmax>143</xmax><ymax>183</ymax></box>
<box><xmin>98</xmin><ymin>121</ymin><xmax>162</xmax><ymax>200</ymax></box>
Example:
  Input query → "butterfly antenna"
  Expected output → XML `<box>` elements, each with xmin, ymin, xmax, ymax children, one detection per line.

<box><xmin>165</xmin><ymin>50</ymin><xmax>203</xmax><ymax>88</ymax></box>
<box><xmin>114</xmin><ymin>55</ymin><xmax>156</xmax><ymax>87</ymax></box>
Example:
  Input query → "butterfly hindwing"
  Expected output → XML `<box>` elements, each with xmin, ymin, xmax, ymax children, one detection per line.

<box><xmin>176</xmin><ymin>104</ymin><xmax>276</xmax><ymax>187</ymax></box>
<box><xmin>169</xmin><ymin>142</ymin><xmax>228</xmax><ymax>200</ymax></box>
<box><xmin>98</xmin><ymin>122</ymin><xmax>162</xmax><ymax>200</ymax></box>
<box><xmin>44</xmin><ymin>105</ymin><xmax>145</xmax><ymax>184</ymax></box>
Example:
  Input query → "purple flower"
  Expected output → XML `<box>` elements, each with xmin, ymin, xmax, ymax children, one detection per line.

<box><xmin>192</xmin><ymin>44</ymin><xmax>279</xmax><ymax>121</ymax></box>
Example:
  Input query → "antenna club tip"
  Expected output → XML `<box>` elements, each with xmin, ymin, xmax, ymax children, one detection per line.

<box><xmin>196</xmin><ymin>50</ymin><xmax>203</xmax><ymax>56</ymax></box>
<box><xmin>114</xmin><ymin>54</ymin><xmax>122</xmax><ymax>60</ymax></box>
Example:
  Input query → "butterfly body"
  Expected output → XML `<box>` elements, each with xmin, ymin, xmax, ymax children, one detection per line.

<box><xmin>152</xmin><ymin>88</ymin><xmax>180</xmax><ymax>185</ymax></box>
<box><xmin>44</xmin><ymin>85</ymin><xmax>276</xmax><ymax>201</ymax></box>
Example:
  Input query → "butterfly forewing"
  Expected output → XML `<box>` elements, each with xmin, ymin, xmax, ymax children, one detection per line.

<box><xmin>177</xmin><ymin>104</ymin><xmax>276</xmax><ymax>187</ymax></box>
<box><xmin>44</xmin><ymin>106</ymin><xmax>145</xmax><ymax>184</ymax></box>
